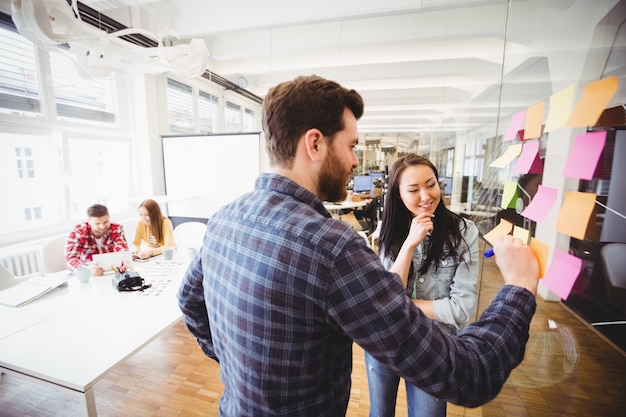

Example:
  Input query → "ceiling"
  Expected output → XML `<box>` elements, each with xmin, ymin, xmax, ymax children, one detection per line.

<box><xmin>4</xmin><ymin>0</ymin><xmax>625</xmax><ymax>150</ymax></box>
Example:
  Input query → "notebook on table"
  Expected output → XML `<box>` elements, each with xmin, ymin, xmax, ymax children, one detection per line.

<box><xmin>91</xmin><ymin>251</ymin><xmax>134</xmax><ymax>274</ymax></box>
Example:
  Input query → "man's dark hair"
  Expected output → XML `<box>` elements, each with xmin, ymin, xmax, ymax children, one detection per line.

<box><xmin>87</xmin><ymin>204</ymin><xmax>109</xmax><ymax>218</ymax></box>
<box><xmin>261</xmin><ymin>75</ymin><xmax>364</xmax><ymax>168</ymax></box>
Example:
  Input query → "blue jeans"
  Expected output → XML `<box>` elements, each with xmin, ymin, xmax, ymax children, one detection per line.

<box><xmin>364</xmin><ymin>351</ymin><xmax>446</xmax><ymax>417</ymax></box>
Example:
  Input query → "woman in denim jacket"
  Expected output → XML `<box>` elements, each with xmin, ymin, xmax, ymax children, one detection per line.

<box><xmin>365</xmin><ymin>154</ymin><xmax>479</xmax><ymax>417</ymax></box>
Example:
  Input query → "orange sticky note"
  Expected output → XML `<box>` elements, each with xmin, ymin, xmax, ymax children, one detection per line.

<box><xmin>556</xmin><ymin>192</ymin><xmax>597</xmax><ymax>240</ymax></box>
<box><xmin>523</xmin><ymin>102</ymin><xmax>544</xmax><ymax>140</ymax></box>
<box><xmin>483</xmin><ymin>219</ymin><xmax>514</xmax><ymax>246</ymax></box>
<box><xmin>529</xmin><ymin>237</ymin><xmax>549</xmax><ymax>278</ymax></box>
<box><xmin>566</xmin><ymin>76</ymin><xmax>619</xmax><ymax>128</ymax></box>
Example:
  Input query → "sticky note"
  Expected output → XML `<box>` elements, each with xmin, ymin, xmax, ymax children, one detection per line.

<box><xmin>542</xmin><ymin>249</ymin><xmax>582</xmax><ymax>300</ymax></box>
<box><xmin>566</xmin><ymin>76</ymin><xmax>619</xmax><ymax>128</ymax></box>
<box><xmin>503</xmin><ymin>111</ymin><xmax>526</xmax><ymax>142</ymax></box>
<box><xmin>529</xmin><ymin>237</ymin><xmax>549</xmax><ymax>278</ymax></box>
<box><xmin>483</xmin><ymin>219</ymin><xmax>514</xmax><ymax>246</ymax></box>
<box><xmin>556</xmin><ymin>192</ymin><xmax>597</xmax><ymax>240</ymax></box>
<box><xmin>520</xmin><ymin>185</ymin><xmax>558</xmax><ymax>223</ymax></box>
<box><xmin>523</xmin><ymin>102</ymin><xmax>544</xmax><ymax>140</ymax></box>
<box><xmin>562</xmin><ymin>131</ymin><xmax>607</xmax><ymax>180</ymax></box>
<box><xmin>513</xmin><ymin>140</ymin><xmax>540</xmax><ymax>174</ymax></box>
<box><xmin>544</xmin><ymin>84</ymin><xmax>575</xmax><ymax>132</ymax></box>
<box><xmin>490</xmin><ymin>144</ymin><xmax>523</xmax><ymax>169</ymax></box>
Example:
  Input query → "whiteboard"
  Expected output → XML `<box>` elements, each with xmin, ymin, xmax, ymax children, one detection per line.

<box><xmin>162</xmin><ymin>133</ymin><xmax>267</xmax><ymax>219</ymax></box>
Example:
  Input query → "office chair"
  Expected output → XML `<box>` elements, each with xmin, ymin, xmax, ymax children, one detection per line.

<box><xmin>0</xmin><ymin>263</ymin><xmax>17</xmax><ymax>291</ymax></box>
<box><xmin>600</xmin><ymin>243</ymin><xmax>626</xmax><ymax>313</ymax></box>
<box><xmin>41</xmin><ymin>235</ymin><xmax>68</xmax><ymax>274</ymax></box>
<box><xmin>354</xmin><ymin>197</ymin><xmax>379</xmax><ymax>235</ymax></box>
<box><xmin>174</xmin><ymin>221</ymin><xmax>207</xmax><ymax>250</ymax></box>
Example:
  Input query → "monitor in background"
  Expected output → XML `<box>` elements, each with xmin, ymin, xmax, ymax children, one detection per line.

<box><xmin>353</xmin><ymin>175</ymin><xmax>373</xmax><ymax>194</ymax></box>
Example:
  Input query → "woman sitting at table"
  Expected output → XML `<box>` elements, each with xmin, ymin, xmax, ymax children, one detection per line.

<box><xmin>131</xmin><ymin>199</ymin><xmax>176</xmax><ymax>260</ymax></box>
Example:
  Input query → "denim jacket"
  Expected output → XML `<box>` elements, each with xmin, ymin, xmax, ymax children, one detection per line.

<box><xmin>382</xmin><ymin>219</ymin><xmax>479</xmax><ymax>334</ymax></box>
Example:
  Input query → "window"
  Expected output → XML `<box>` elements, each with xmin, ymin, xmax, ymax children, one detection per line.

<box><xmin>243</xmin><ymin>108</ymin><xmax>257</xmax><ymax>132</ymax></box>
<box><xmin>24</xmin><ymin>207</ymin><xmax>42</xmax><ymax>222</ymax></box>
<box><xmin>167</xmin><ymin>78</ymin><xmax>194</xmax><ymax>133</ymax></box>
<box><xmin>50</xmin><ymin>49</ymin><xmax>116</xmax><ymax>124</ymax></box>
<box><xmin>0</xmin><ymin>26</ymin><xmax>41</xmax><ymax>117</ymax></box>
<box><xmin>199</xmin><ymin>91</ymin><xmax>220</xmax><ymax>133</ymax></box>
<box><xmin>15</xmin><ymin>146</ymin><xmax>35</xmax><ymax>179</ymax></box>
<box><xmin>224</xmin><ymin>101</ymin><xmax>242</xmax><ymax>132</ymax></box>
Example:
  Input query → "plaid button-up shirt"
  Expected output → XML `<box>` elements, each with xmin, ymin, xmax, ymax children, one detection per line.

<box><xmin>177</xmin><ymin>173</ymin><xmax>536</xmax><ymax>416</ymax></box>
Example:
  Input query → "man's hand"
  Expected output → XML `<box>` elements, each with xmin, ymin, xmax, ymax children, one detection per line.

<box><xmin>492</xmin><ymin>234</ymin><xmax>539</xmax><ymax>295</ymax></box>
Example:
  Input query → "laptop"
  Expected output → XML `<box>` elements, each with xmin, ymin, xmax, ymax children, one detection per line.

<box><xmin>91</xmin><ymin>251</ymin><xmax>134</xmax><ymax>274</ymax></box>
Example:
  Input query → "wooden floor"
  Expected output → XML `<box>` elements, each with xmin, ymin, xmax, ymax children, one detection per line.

<box><xmin>1</xmin><ymin>252</ymin><xmax>625</xmax><ymax>417</ymax></box>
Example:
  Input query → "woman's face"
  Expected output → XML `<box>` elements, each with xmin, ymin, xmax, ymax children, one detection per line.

<box><xmin>138</xmin><ymin>206</ymin><xmax>150</xmax><ymax>225</ymax></box>
<box><xmin>397</xmin><ymin>164</ymin><xmax>441</xmax><ymax>217</ymax></box>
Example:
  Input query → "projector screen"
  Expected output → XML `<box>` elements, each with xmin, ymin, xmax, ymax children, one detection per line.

<box><xmin>162</xmin><ymin>133</ymin><xmax>267</xmax><ymax>219</ymax></box>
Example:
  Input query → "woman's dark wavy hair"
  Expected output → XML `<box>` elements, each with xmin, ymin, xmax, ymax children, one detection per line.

<box><xmin>379</xmin><ymin>154</ymin><xmax>469</xmax><ymax>274</ymax></box>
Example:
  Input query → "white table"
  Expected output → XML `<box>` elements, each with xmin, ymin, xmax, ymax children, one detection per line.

<box><xmin>0</xmin><ymin>255</ymin><xmax>189</xmax><ymax>416</ymax></box>
<box><xmin>323</xmin><ymin>199</ymin><xmax>368</xmax><ymax>211</ymax></box>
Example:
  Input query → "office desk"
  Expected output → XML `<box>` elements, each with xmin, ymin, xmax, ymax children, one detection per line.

<box><xmin>323</xmin><ymin>199</ymin><xmax>368</xmax><ymax>211</ymax></box>
<box><xmin>0</xmin><ymin>256</ymin><xmax>188</xmax><ymax>417</ymax></box>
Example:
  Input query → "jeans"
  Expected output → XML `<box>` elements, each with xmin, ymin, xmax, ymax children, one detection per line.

<box><xmin>364</xmin><ymin>351</ymin><xmax>446</xmax><ymax>417</ymax></box>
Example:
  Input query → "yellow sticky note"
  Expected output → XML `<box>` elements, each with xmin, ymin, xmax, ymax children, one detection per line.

<box><xmin>566</xmin><ymin>76</ymin><xmax>619</xmax><ymax>128</ymax></box>
<box><xmin>501</xmin><ymin>181</ymin><xmax>519</xmax><ymax>209</ymax></box>
<box><xmin>483</xmin><ymin>219</ymin><xmax>514</xmax><ymax>246</ymax></box>
<box><xmin>545</xmin><ymin>84</ymin><xmax>575</xmax><ymax>132</ymax></box>
<box><xmin>513</xmin><ymin>226</ymin><xmax>531</xmax><ymax>244</ymax></box>
<box><xmin>556</xmin><ymin>192</ymin><xmax>597</xmax><ymax>240</ymax></box>
<box><xmin>529</xmin><ymin>237</ymin><xmax>549</xmax><ymax>278</ymax></box>
<box><xmin>489</xmin><ymin>144</ymin><xmax>523</xmax><ymax>169</ymax></box>
<box><xmin>523</xmin><ymin>102</ymin><xmax>545</xmax><ymax>140</ymax></box>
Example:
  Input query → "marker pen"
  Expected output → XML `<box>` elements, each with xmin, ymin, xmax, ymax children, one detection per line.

<box><xmin>483</xmin><ymin>248</ymin><xmax>494</xmax><ymax>258</ymax></box>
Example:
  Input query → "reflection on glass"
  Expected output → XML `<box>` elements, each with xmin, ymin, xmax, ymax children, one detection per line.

<box><xmin>506</xmin><ymin>319</ymin><xmax>579</xmax><ymax>388</ymax></box>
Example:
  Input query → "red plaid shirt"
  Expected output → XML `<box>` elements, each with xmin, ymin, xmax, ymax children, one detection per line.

<box><xmin>65</xmin><ymin>222</ymin><xmax>129</xmax><ymax>271</ymax></box>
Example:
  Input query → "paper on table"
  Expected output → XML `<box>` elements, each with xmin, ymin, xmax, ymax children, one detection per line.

<box><xmin>541</xmin><ymin>249</ymin><xmax>582</xmax><ymax>300</ymax></box>
<box><xmin>556</xmin><ymin>191</ymin><xmax>597</xmax><ymax>240</ymax></box>
<box><xmin>0</xmin><ymin>274</ymin><xmax>69</xmax><ymax>307</ymax></box>
<box><xmin>562</xmin><ymin>131</ymin><xmax>607</xmax><ymax>180</ymax></box>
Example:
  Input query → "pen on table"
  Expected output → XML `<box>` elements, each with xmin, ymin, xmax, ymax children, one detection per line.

<box><xmin>484</xmin><ymin>248</ymin><xmax>494</xmax><ymax>258</ymax></box>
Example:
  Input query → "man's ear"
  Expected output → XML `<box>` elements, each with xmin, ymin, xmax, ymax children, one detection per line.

<box><xmin>304</xmin><ymin>128</ymin><xmax>325</xmax><ymax>162</ymax></box>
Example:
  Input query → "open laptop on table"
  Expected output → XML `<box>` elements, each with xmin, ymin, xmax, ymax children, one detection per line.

<box><xmin>91</xmin><ymin>250</ymin><xmax>134</xmax><ymax>274</ymax></box>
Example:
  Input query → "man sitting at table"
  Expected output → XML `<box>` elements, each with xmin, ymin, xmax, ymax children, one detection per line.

<box><xmin>65</xmin><ymin>204</ymin><xmax>129</xmax><ymax>276</ymax></box>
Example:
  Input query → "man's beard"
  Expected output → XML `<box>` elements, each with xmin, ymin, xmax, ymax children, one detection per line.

<box><xmin>318</xmin><ymin>144</ymin><xmax>349</xmax><ymax>203</ymax></box>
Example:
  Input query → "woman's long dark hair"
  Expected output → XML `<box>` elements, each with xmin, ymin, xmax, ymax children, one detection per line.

<box><xmin>379</xmin><ymin>154</ymin><xmax>468</xmax><ymax>274</ymax></box>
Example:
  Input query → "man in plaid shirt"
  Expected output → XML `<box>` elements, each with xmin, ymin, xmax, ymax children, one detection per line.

<box><xmin>177</xmin><ymin>75</ymin><xmax>540</xmax><ymax>416</ymax></box>
<box><xmin>65</xmin><ymin>204</ymin><xmax>128</xmax><ymax>275</ymax></box>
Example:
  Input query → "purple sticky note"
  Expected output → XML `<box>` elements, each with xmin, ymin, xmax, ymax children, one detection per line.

<box><xmin>513</xmin><ymin>140</ymin><xmax>540</xmax><ymax>174</ymax></box>
<box><xmin>542</xmin><ymin>249</ymin><xmax>582</xmax><ymax>300</ymax></box>
<box><xmin>562</xmin><ymin>131</ymin><xmax>607</xmax><ymax>180</ymax></box>
<box><xmin>520</xmin><ymin>185</ymin><xmax>558</xmax><ymax>223</ymax></box>
<box><xmin>503</xmin><ymin>111</ymin><xmax>526</xmax><ymax>142</ymax></box>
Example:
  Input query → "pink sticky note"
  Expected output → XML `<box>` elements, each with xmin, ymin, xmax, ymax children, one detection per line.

<box><xmin>513</xmin><ymin>140</ymin><xmax>540</xmax><ymax>174</ymax></box>
<box><xmin>503</xmin><ymin>111</ymin><xmax>526</xmax><ymax>142</ymax></box>
<box><xmin>562</xmin><ymin>131</ymin><xmax>607</xmax><ymax>180</ymax></box>
<box><xmin>542</xmin><ymin>249</ymin><xmax>582</xmax><ymax>300</ymax></box>
<box><xmin>520</xmin><ymin>185</ymin><xmax>558</xmax><ymax>223</ymax></box>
